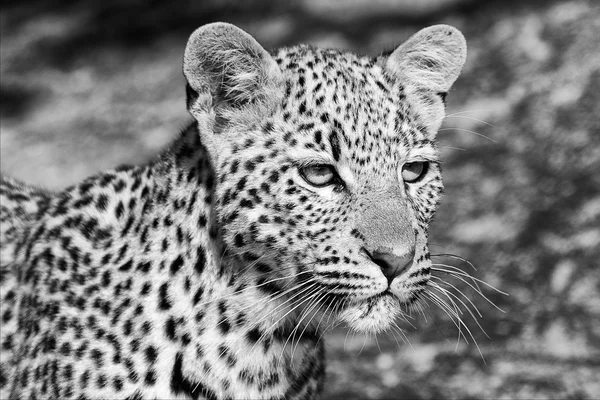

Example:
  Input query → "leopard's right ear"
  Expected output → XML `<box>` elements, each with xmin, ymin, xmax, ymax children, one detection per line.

<box><xmin>183</xmin><ymin>22</ymin><xmax>283</xmax><ymax>134</ymax></box>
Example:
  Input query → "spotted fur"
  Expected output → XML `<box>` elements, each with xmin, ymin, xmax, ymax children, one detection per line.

<box><xmin>0</xmin><ymin>23</ymin><xmax>466</xmax><ymax>399</ymax></box>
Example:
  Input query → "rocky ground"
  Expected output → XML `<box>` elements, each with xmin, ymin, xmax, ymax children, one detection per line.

<box><xmin>1</xmin><ymin>0</ymin><xmax>599</xmax><ymax>398</ymax></box>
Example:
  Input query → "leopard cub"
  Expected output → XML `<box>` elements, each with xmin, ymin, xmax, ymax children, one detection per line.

<box><xmin>0</xmin><ymin>22</ymin><xmax>466</xmax><ymax>399</ymax></box>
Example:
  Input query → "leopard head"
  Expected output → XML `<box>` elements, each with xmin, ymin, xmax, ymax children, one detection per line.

<box><xmin>183</xmin><ymin>22</ymin><xmax>466</xmax><ymax>334</ymax></box>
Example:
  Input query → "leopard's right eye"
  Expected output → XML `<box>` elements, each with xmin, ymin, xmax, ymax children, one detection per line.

<box><xmin>299</xmin><ymin>164</ymin><xmax>337</xmax><ymax>187</ymax></box>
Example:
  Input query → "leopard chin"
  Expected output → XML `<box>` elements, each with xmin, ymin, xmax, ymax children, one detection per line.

<box><xmin>338</xmin><ymin>292</ymin><xmax>402</xmax><ymax>334</ymax></box>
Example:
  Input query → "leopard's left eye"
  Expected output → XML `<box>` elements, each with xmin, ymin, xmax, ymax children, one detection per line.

<box><xmin>300</xmin><ymin>164</ymin><xmax>337</xmax><ymax>187</ymax></box>
<box><xmin>400</xmin><ymin>161</ymin><xmax>429</xmax><ymax>183</ymax></box>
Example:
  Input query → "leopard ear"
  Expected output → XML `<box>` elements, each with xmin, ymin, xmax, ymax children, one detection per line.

<box><xmin>183</xmin><ymin>22</ymin><xmax>283</xmax><ymax>134</ymax></box>
<box><xmin>385</xmin><ymin>25</ymin><xmax>466</xmax><ymax>134</ymax></box>
<box><xmin>386</xmin><ymin>24</ymin><xmax>466</xmax><ymax>93</ymax></box>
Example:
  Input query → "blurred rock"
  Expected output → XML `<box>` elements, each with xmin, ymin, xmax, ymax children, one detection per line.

<box><xmin>302</xmin><ymin>0</ymin><xmax>471</xmax><ymax>21</ymax></box>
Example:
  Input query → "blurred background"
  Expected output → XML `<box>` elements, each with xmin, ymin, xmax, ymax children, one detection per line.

<box><xmin>1</xmin><ymin>0</ymin><xmax>599</xmax><ymax>398</ymax></box>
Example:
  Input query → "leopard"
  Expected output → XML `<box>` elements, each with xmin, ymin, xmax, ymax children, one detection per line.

<box><xmin>0</xmin><ymin>22</ymin><xmax>466</xmax><ymax>399</ymax></box>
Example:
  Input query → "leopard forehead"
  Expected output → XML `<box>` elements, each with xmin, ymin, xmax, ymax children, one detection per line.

<box><xmin>222</xmin><ymin>45</ymin><xmax>435</xmax><ymax>180</ymax></box>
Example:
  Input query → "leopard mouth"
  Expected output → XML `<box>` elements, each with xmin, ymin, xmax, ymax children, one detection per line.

<box><xmin>338</xmin><ymin>290</ymin><xmax>402</xmax><ymax>333</ymax></box>
<box><xmin>361</xmin><ymin>291</ymin><xmax>394</xmax><ymax>313</ymax></box>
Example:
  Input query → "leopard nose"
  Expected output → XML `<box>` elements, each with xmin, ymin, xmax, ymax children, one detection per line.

<box><xmin>368</xmin><ymin>250</ymin><xmax>415</xmax><ymax>285</ymax></box>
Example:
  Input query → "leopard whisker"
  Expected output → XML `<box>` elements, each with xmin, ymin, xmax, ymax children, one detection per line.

<box><xmin>374</xmin><ymin>333</ymin><xmax>382</xmax><ymax>354</ymax></box>
<box><xmin>409</xmin><ymin>299</ymin><xmax>428</xmax><ymax>322</ymax></box>
<box><xmin>312</xmin><ymin>288</ymin><xmax>337</xmax><ymax>335</ymax></box>
<box><xmin>316</xmin><ymin>295</ymin><xmax>347</xmax><ymax>346</ymax></box>
<box><xmin>444</xmin><ymin>114</ymin><xmax>496</xmax><ymax>127</ymax></box>
<box><xmin>267</xmin><ymin>288</ymin><xmax>323</xmax><ymax>367</ymax></box>
<box><xmin>388</xmin><ymin>325</ymin><xmax>404</xmax><ymax>348</ymax></box>
<box><xmin>282</xmin><ymin>290</ymin><xmax>323</xmax><ymax>356</ymax></box>
<box><xmin>331</xmin><ymin>298</ymin><xmax>348</xmax><ymax>329</ymax></box>
<box><xmin>259</xmin><ymin>282</ymin><xmax>321</xmax><ymax>335</ymax></box>
<box><xmin>425</xmin><ymin>285</ymin><xmax>486</xmax><ymax>362</ymax></box>
<box><xmin>312</xmin><ymin>308</ymin><xmax>331</xmax><ymax>346</ymax></box>
<box><xmin>432</xmin><ymin>265</ymin><xmax>508</xmax><ymax>312</ymax></box>
<box><xmin>428</xmin><ymin>285</ymin><xmax>466</xmax><ymax>348</ymax></box>
<box><xmin>439</xmin><ymin>145</ymin><xmax>466</xmax><ymax>152</ymax></box>
<box><xmin>312</xmin><ymin>290</ymin><xmax>343</xmax><ymax>337</ymax></box>
<box><xmin>438</xmin><ymin>127</ymin><xmax>497</xmax><ymax>144</ymax></box>
<box><xmin>212</xmin><ymin>276</ymin><xmax>318</xmax><ymax>331</ymax></box>
<box><xmin>432</xmin><ymin>263</ymin><xmax>507</xmax><ymax>296</ymax></box>
<box><xmin>390</xmin><ymin>320</ymin><xmax>411</xmax><ymax>347</ymax></box>
<box><xmin>431</xmin><ymin>276</ymin><xmax>483</xmax><ymax>318</ymax></box>
<box><xmin>253</xmin><ymin>279</ymin><xmax>321</xmax><ymax>326</ymax></box>
<box><xmin>288</xmin><ymin>291</ymin><xmax>329</xmax><ymax>364</ymax></box>
<box><xmin>446</xmin><ymin>109</ymin><xmax>494</xmax><ymax>117</ymax></box>
<box><xmin>431</xmin><ymin>253</ymin><xmax>478</xmax><ymax>271</ymax></box>
<box><xmin>395</xmin><ymin>303</ymin><xmax>417</xmax><ymax>330</ymax></box>
<box><xmin>431</xmin><ymin>261</ymin><xmax>483</xmax><ymax>293</ymax></box>
<box><xmin>191</xmin><ymin>269</ymin><xmax>313</xmax><ymax>310</ymax></box>
<box><xmin>343</xmin><ymin>328</ymin><xmax>353</xmax><ymax>352</ymax></box>
<box><xmin>422</xmin><ymin>290</ymin><xmax>466</xmax><ymax>340</ymax></box>
<box><xmin>357</xmin><ymin>332</ymin><xmax>368</xmax><ymax>355</ymax></box>
<box><xmin>237</xmin><ymin>279</ymin><xmax>321</xmax><ymax>344</ymax></box>
<box><xmin>423</xmin><ymin>291</ymin><xmax>468</xmax><ymax>351</ymax></box>
<box><xmin>248</xmin><ymin>287</ymin><xmax>322</xmax><ymax>359</ymax></box>
<box><xmin>429</xmin><ymin>279</ymin><xmax>489</xmax><ymax>339</ymax></box>
<box><xmin>416</xmin><ymin>297</ymin><xmax>457</xmax><ymax>345</ymax></box>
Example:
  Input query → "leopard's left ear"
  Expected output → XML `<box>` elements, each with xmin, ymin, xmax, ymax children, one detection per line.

<box><xmin>384</xmin><ymin>25</ymin><xmax>467</xmax><ymax>134</ymax></box>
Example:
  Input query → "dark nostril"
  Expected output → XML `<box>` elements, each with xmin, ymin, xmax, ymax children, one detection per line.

<box><xmin>366</xmin><ymin>250</ymin><xmax>414</xmax><ymax>284</ymax></box>
<box><xmin>371</xmin><ymin>257</ymin><xmax>392</xmax><ymax>272</ymax></box>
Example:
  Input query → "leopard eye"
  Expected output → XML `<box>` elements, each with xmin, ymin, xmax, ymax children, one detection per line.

<box><xmin>300</xmin><ymin>164</ymin><xmax>336</xmax><ymax>187</ymax></box>
<box><xmin>400</xmin><ymin>161</ymin><xmax>428</xmax><ymax>183</ymax></box>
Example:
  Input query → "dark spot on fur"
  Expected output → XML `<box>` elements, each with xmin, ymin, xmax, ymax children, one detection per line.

<box><xmin>329</xmin><ymin>131</ymin><xmax>341</xmax><ymax>161</ymax></box>
<box><xmin>158</xmin><ymin>283</ymin><xmax>172</xmax><ymax>310</ymax></box>
<box><xmin>171</xmin><ymin>352</ymin><xmax>218</xmax><ymax>400</ymax></box>
<box><xmin>195</xmin><ymin>246</ymin><xmax>206</xmax><ymax>275</ymax></box>
<box><xmin>165</xmin><ymin>317</ymin><xmax>177</xmax><ymax>341</ymax></box>
<box><xmin>170</xmin><ymin>255</ymin><xmax>184</xmax><ymax>275</ymax></box>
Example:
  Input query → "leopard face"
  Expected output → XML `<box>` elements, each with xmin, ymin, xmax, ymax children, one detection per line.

<box><xmin>184</xmin><ymin>23</ymin><xmax>466</xmax><ymax>334</ymax></box>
